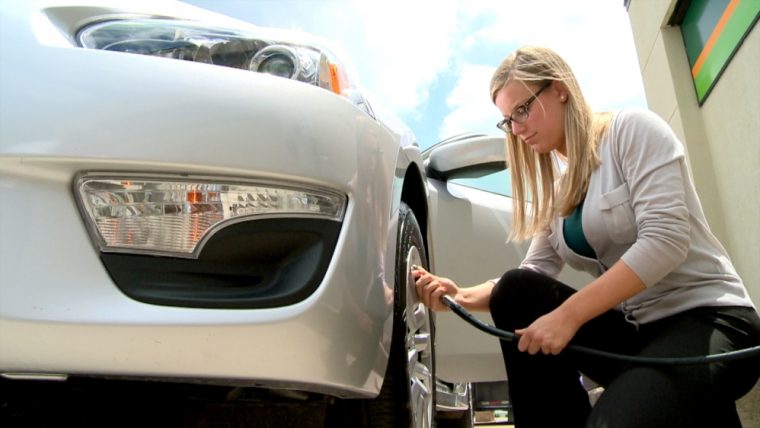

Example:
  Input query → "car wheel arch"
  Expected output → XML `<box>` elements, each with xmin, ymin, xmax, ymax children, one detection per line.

<box><xmin>400</xmin><ymin>163</ymin><xmax>429</xmax><ymax>253</ymax></box>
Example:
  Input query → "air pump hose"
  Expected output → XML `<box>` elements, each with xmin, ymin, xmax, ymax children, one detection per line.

<box><xmin>440</xmin><ymin>295</ymin><xmax>760</xmax><ymax>366</ymax></box>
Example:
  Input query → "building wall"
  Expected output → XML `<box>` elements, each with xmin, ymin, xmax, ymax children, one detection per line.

<box><xmin>626</xmin><ymin>2</ymin><xmax>759</xmax><ymax>425</ymax></box>
<box><xmin>626</xmin><ymin>0</ymin><xmax>760</xmax><ymax>305</ymax></box>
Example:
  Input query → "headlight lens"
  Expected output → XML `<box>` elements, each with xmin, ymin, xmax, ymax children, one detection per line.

<box><xmin>76</xmin><ymin>19</ymin><xmax>367</xmax><ymax>112</ymax></box>
<box><xmin>251</xmin><ymin>45</ymin><xmax>298</xmax><ymax>78</ymax></box>
<box><xmin>75</xmin><ymin>174</ymin><xmax>346</xmax><ymax>258</ymax></box>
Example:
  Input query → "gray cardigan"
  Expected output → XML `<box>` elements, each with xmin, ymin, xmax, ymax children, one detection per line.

<box><xmin>519</xmin><ymin>109</ymin><xmax>755</xmax><ymax>325</ymax></box>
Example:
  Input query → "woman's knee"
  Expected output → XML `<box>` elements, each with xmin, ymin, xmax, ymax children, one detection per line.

<box><xmin>488</xmin><ymin>269</ymin><xmax>532</xmax><ymax>316</ymax></box>
<box><xmin>489</xmin><ymin>268</ymin><xmax>520</xmax><ymax>304</ymax></box>
<box><xmin>489</xmin><ymin>268</ymin><xmax>569</xmax><ymax>327</ymax></box>
<box><xmin>491</xmin><ymin>268</ymin><xmax>572</xmax><ymax>306</ymax></box>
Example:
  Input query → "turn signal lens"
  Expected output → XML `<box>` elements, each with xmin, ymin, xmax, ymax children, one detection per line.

<box><xmin>75</xmin><ymin>175</ymin><xmax>346</xmax><ymax>258</ymax></box>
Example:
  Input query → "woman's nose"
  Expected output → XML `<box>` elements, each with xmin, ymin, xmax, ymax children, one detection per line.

<box><xmin>511</xmin><ymin>121</ymin><xmax>527</xmax><ymax>136</ymax></box>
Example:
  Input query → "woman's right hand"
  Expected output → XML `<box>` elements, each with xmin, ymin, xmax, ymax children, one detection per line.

<box><xmin>412</xmin><ymin>266</ymin><xmax>460</xmax><ymax>311</ymax></box>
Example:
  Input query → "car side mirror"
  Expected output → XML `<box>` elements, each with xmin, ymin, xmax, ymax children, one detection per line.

<box><xmin>425</xmin><ymin>134</ymin><xmax>507</xmax><ymax>181</ymax></box>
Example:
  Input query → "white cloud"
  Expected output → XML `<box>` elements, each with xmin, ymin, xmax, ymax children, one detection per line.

<box><xmin>296</xmin><ymin>0</ymin><xmax>462</xmax><ymax>116</ymax></box>
<box><xmin>316</xmin><ymin>0</ymin><xmax>646</xmax><ymax>136</ymax></box>
<box><xmin>436</xmin><ymin>0</ymin><xmax>647</xmax><ymax>137</ymax></box>
<box><xmin>458</xmin><ymin>0</ymin><xmax>646</xmax><ymax>110</ymax></box>
<box><xmin>440</xmin><ymin>64</ymin><xmax>498</xmax><ymax>139</ymax></box>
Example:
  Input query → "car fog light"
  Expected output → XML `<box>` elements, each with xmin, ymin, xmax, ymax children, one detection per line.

<box><xmin>75</xmin><ymin>174</ymin><xmax>346</xmax><ymax>258</ymax></box>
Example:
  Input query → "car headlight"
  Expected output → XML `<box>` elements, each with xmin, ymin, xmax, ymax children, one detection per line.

<box><xmin>75</xmin><ymin>174</ymin><xmax>346</xmax><ymax>258</ymax></box>
<box><xmin>76</xmin><ymin>18</ymin><xmax>371</xmax><ymax>114</ymax></box>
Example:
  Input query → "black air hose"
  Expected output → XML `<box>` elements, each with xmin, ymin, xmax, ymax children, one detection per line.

<box><xmin>441</xmin><ymin>295</ymin><xmax>760</xmax><ymax>366</ymax></box>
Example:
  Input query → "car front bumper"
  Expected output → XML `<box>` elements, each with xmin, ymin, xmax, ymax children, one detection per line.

<box><xmin>0</xmin><ymin>31</ymin><xmax>404</xmax><ymax>398</ymax></box>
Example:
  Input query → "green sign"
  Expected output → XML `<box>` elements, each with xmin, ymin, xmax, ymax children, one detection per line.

<box><xmin>681</xmin><ymin>0</ymin><xmax>760</xmax><ymax>104</ymax></box>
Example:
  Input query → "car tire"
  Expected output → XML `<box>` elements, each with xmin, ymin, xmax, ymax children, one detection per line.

<box><xmin>327</xmin><ymin>202</ymin><xmax>435</xmax><ymax>427</ymax></box>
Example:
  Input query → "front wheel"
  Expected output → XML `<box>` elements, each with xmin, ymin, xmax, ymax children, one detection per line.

<box><xmin>392</xmin><ymin>202</ymin><xmax>435</xmax><ymax>427</ymax></box>
<box><xmin>327</xmin><ymin>202</ymin><xmax>435</xmax><ymax>427</ymax></box>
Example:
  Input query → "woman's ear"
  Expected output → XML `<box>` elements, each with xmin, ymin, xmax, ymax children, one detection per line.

<box><xmin>552</xmin><ymin>81</ymin><xmax>568</xmax><ymax>103</ymax></box>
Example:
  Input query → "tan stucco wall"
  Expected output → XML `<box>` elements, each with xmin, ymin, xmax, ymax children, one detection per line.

<box><xmin>627</xmin><ymin>0</ymin><xmax>760</xmax><ymax>305</ymax></box>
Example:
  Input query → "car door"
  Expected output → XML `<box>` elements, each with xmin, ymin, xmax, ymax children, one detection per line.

<box><xmin>424</xmin><ymin>134</ymin><xmax>593</xmax><ymax>383</ymax></box>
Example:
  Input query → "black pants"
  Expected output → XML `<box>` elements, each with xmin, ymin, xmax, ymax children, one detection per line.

<box><xmin>488</xmin><ymin>268</ymin><xmax>760</xmax><ymax>428</ymax></box>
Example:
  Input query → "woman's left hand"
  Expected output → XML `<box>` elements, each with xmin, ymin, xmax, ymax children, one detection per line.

<box><xmin>514</xmin><ymin>307</ymin><xmax>582</xmax><ymax>355</ymax></box>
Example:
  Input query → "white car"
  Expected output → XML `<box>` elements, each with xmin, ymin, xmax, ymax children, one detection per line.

<box><xmin>0</xmin><ymin>1</ymin><xmax>588</xmax><ymax>426</ymax></box>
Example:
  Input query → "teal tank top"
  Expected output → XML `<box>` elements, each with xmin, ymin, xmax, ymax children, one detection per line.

<box><xmin>563</xmin><ymin>199</ymin><xmax>596</xmax><ymax>259</ymax></box>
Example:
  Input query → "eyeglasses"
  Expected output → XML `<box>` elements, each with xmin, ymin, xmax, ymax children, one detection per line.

<box><xmin>496</xmin><ymin>82</ymin><xmax>552</xmax><ymax>134</ymax></box>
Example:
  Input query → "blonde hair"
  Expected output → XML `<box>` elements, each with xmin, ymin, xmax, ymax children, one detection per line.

<box><xmin>490</xmin><ymin>46</ymin><xmax>611</xmax><ymax>242</ymax></box>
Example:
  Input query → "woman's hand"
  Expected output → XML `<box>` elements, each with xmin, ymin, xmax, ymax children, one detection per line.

<box><xmin>412</xmin><ymin>266</ymin><xmax>459</xmax><ymax>312</ymax></box>
<box><xmin>515</xmin><ymin>306</ymin><xmax>582</xmax><ymax>355</ymax></box>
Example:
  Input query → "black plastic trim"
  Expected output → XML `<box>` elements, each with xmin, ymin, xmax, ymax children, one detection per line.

<box><xmin>426</xmin><ymin>161</ymin><xmax>507</xmax><ymax>181</ymax></box>
<box><xmin>101</xmin><ymin>218</ymin><xmax>341</xmax><ymax>309</ymax></box>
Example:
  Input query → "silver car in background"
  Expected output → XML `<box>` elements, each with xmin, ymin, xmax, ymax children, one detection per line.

<box><xmin>0</xmin><ymin>1</ymin><xmax>589</xmax><ymax>426</ymax></box>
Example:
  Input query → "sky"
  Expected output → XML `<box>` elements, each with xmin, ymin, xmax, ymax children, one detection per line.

<box><xmin>185</xmin><ymin>0</ymin><xmax>647</xmax><ymax>150</ymax></box>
